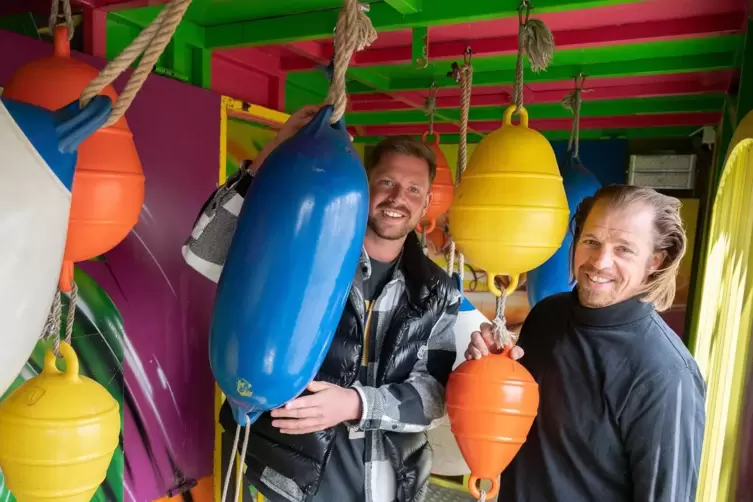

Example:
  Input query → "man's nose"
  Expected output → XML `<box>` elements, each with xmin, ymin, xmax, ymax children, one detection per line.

<box><xmin>591</xmin><ymin>248</ymin><xmax>614</xmax><ymax>270</ymax></box>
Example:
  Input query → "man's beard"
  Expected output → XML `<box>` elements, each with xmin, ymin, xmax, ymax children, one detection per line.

<box><xmin>367</xmin><ymin>214</ymin><xmax>414</xmax><ymax>241</ymax></box>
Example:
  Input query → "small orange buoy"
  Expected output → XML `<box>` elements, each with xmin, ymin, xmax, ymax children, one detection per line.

<box><xmin>446</xmin><ymin>349</ymin><xmax>539</xmax><ymax>499</ymax></box>
<box><xmin>416</xmin><ymin>132</ymin><xmax>454</xmax><ymax>234</ymax></box>
<box><xmin>2</xmin><ymin>25</ymin><xmax>144</xmax><ymax>292</ymax></box>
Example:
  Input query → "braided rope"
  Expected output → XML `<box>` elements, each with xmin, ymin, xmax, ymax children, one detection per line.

<box><xmin>79</xmin><ymin>0</ymin><xmax>192</xmax><ymax>128</ymax></box>
<box><xmin>512</xmin><ymin>0</ymin><xmax>555</xmax><ymax>113</ymax></box>
<box><xmin>325</xmin><ymin>0</ymin><xmax>377</xmax><ymax>123</ymax></box>
<box><xmin>455</xmin><ymin>53</ymin><xmax>473</xmax><ymax>187</ymax></box>
<box><xmin>563</xmin><ymin>74</ymin><xmax>588</xmax><ymax>159</ymax></box>
<box><xmin>493</xmin><ymin>288</ymin><xmax>514</xmax><ymax>348</ymax></box>
<box><xmin>424</xmin><ymin>82</ymin><xmax>437</xmax><ymax>136</ymax></box>
<box><xmin>49</xmin><ymin>0</ymin><xmax>74</xmax><ymax>40</ymax></box>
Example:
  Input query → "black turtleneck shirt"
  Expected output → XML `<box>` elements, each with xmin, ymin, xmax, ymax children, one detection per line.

<box><xmin>499</xmin><ymin>290</ymin><xmax>706</xmax><ymax>502</ymax></box>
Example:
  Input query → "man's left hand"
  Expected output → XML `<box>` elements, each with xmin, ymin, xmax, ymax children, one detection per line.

<box><xmin>270</xmin><ymin>381</ymin><xmax>362</xmax><ymax>434</ymax></box>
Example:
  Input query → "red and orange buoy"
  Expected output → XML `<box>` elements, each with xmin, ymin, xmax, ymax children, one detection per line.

<box><xmin>416</xmin><ymin>132</ymin><xmax>454</xmax><ymax>234</ymax></box>
<box><xmin>446</xmin><ymin>348</ymin><xmax>539</xmax><ymax>499</ymax></box>
<box><xmin>3</xmin><ymin>25</ymin><xmax>144</xmax><ymax>292</ymax></box>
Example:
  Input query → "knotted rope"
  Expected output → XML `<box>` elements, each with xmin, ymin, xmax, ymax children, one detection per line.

<box><xmin>512</xmin><ymin>0</ymin><xmax>555</xmax><ymax>113</ymax></box>
<box><xmin>325</xmin><ymin>0</ymin><xmax>378</xmax><ymax>124</ymax></box>
<box><xmin>49</xmin><ymin>0</ymin><xmax>74</xmax><ymax>40</ymax></box>
<box><xmin>80</xmin><ymin>0</ymin><xmax>193</xmax><ymax>128</ymax></box>
<box><xmin>562</xmin><ymin>73</ymin><xmax>588</xmax><ymax>159</ymax></box>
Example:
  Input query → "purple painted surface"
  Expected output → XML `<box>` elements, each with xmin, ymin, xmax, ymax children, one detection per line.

<box><xmin>0</xmin><ymin>29</ymin><xmax>220</xmax><ymax>501</ymax></box>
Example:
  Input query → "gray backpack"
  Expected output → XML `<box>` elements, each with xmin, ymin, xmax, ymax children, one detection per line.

<box><xmin>182</xmin><ymin>162</ymin><xmax>254</xmax><ymax>283</ymax></box>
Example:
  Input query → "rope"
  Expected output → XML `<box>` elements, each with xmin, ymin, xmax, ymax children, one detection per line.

<box><xmin>448</xmin><ymin>240</ymin><xmax>456</xmax><ymax>276</ymax></box>
<box><xmin>221</xmin><ymin>424</ymin><xmax>241</xmax><ymax>502</ymax></box>
<box><xmin>424</xmin><ymin>82</ymin><xmax>437</xmax><ymax>136</ymax></box>
<box><xmin>512</xmin><ymin>0</ymin><xmax>555</xmax><ymax>112</ymax></box>
<box><xmin>42</xmin><ymin>281</ymin><xmax>79</xmax><ymax>357</ymax></box>
<box><xmin>49</xmin><ymin>0</ymin><xmax>74</xmax><ymax>40</ymax></box>
<box><xmin>493</xmin><ymin>287</ymin><xmax>515</xmax><ymax>348</ymax></box>
<box><xmin>220</xmin><ymin>422</ymin><xmax>252</xmax><ymax>502</ymax></box>
<box><xmin>563</xmin><ymin>73</ymin><xmax>588</xmax><ymax>159</ymax></box>
<box><xmin>452</xmin><ymin>48</ymin><xmax>473</xmax><ymax>187</ymax></box>
<box><xmin>233</xmin><ymin>424</ymin><xmax>251</xmax><ymax>502</ymax></box>
<box><xmin>79</xmin><ymin>0</ymin><xmax>192</xmax><ymax>128</ymax></box>
<box><xmin>42</xmin><ymin>291</ymin><xmax>62</xmax><ymax>346</ymax></box>
<box><xmin>325</xmin><ymin>0</ymin><xmax>377</xmax><ymax>124</ymax></box>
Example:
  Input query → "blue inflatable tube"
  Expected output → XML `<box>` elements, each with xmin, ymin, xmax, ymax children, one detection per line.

<box><xmin>527</xmin><ymin>154</ymin><xmax>601</xmax><ymax>307</ymax></box>
<box><xmin>209</xmin><ymin>105</ymin><xmax>370</xmax><ymax>426</ymax></box>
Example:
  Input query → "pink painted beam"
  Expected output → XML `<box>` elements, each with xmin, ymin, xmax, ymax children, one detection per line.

<box><xmin>215</xmin><ymin>47</ymin><xmax>283</xmax><ymax>76</ymax></box>
<box><xmin>74</xmin><ymin>0</ymin><xmax>171</xmax><ymax>11</ymax></box>
<box><xmin>82</xmin><ymin>5</ymin><xmax>107</xmax><ymax>58</ymax></box>
<box><xmin>281</xmin><ymin>13</ymin><xmax>744</xmax><ymax>71</ymax></box>
<box><xmin>348</xmin><ymin>71</ymin><xmax>736</xmax><ymax>111</ymax></box>
<box><xmin>359</xmin><ymin>112</ymin><xmax>721</xmax><ymax>136</ymax></box>
<box><xmin>284</xmin><ymin>41</ymin><xmax>330</xmax><ymax>66</ymax></box>
<box><xmin>212</xmin><ymin>48</ymin><xmax>286</xmax><ymax>111</ymax></box>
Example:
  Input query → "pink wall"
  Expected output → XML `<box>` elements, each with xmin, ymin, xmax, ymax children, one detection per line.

<box><xmin>0</xmin><ymin>28</ymin><xmax>221</xmax><ymax>501</ymax></box>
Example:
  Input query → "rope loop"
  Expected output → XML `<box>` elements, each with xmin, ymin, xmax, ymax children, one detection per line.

<box><xmin>424</xmin><ymin>82</ymin><xmax>438</xmax><ymax>135</ymax></box>
<box><xmin>325</xmin><ymin>0</ymin><xmax>378</xmax><ymax>124</ymax></box>
<box><xmin>512</xmin><ymin>0</ymin><xmax>555</xmax><ymax>112</ymax></box>
<box><xmin>49</xmin><ymin>0</ymin><xmax>74</xmax><ymax>40</ymax></box>
<box><xmin>79</xmin><ymin>0</ymin><xmax>192</xmax><ymax>128</ymax></box>
<box><xmin>563</xmin><ymin>73</ymin><xmax>589</xmax><ymax>158</ymax></box>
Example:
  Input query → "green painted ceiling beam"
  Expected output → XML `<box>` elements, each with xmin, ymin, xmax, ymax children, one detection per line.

<box><xmin>109</xmin><ymin>9</ymin><xmax>205</xmax><ymax>47</ymax></box>
<box><xmin>352</xmin><ymin>126</ymin><xmax>700</xmax><ymax>144</ymax></box>
<box><xmin>285</xmin><ymin>36</ymin><xmax>741</xmax><ymax>93</ymax></box>
<box><xmin>385</xmin><ymin>0</ymin><xmax>423</xmax><ymax>15</ymax></box>
<box><xmin>345</xmin><ymin>95</ymin><xmax>726</xmax><ymax>125</ymax></box>
<box><xmin>204</xmin><ymin>0</ymin><xmax>646</xmax><ymax>48</ymax></box>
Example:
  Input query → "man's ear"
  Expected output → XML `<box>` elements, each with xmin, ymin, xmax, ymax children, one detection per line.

<box><xmin>421</xmin><ymin>192</ymin><xmax>434</xmax><ymax>218</ymax></box>
<box><xmin>648</xmin><ymin>250</ymin><xmax>665</xmax><ymax>275</ymax></box>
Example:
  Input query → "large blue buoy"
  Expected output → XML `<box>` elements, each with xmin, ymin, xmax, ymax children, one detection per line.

<box><xmin>210</xmin><ymin>105</ymin><xmax>370</xmax><ymax>426</ymax></box>
<box><xmin>526</xmin><ymin>154</ymin><xmax>601</xmax><ymax>307</ymax></box>
<box><xmin>0</xmin><ymin>96</ymin><xmax>112</xmax><ymax>396</ymax></box>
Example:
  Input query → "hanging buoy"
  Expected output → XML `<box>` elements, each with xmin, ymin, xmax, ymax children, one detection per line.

<box><xmin>210</xmin><ymin>105</ymin><xmax>369</xmax><ymax>426</ymax></box>
<box><xmin>2</xmin><ymin>26</ymin><xmax>145</xmax><ymax>292</ymax></box>
<box><xmin>527</xmin><ymin>154</ymin><xmax>601</xmax><ymax>306</ymax></box>
<box><xmin>449</xmin><ymin>105</ymin><xmax>569</xmax><ymax>297</ymax></box>
<box><xmin>429</xmin><ymin>296</ymin><xmax>487</xmax><ymax>476</ymax></box>
<box><xmin>0</xmin><ymin>342</ymin><xmax>121</xmax><ymax>501</ymax></box>
<box><xmin>0</xmin><ymin>95</ymin><xmax>111</xmax><ymax>397</ymax></box>
<box><xmin>446</xmin><ymin>340</ymin><xmax>539</xmax><ymax>500</ymax></box>
<box><xmin>416</xmin><ymin>133</ymin><xmax>455</xmax><ymax>234</ymax></box>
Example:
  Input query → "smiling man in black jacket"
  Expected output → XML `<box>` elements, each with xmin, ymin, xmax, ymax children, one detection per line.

<box><xmin>466</xmin><ymin>184</ymin><xmax>706</xmax><ymax>502</ymax></box>
<box><xmin>219</xmin><ymin>106</ymin><xmax>461</xmax><ymax>502</ymax></box>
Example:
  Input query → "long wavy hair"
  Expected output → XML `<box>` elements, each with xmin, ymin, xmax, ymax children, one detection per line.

<box><xmin>570</xmin><ymin>185</ymin><xmax>687</xmax><ymax>312</ymax></box>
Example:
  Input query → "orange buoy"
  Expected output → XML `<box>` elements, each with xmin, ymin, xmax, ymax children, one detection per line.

<box><xmin>446</xmin><ymin>349</ymin><xmax>539</xmax><ymax>499</ymax></box>
<box><xmin>2</xmin><ymin>25</ymin><xmax>144</xmax><ymax>292</ymax></box>
<box><xmin>416</xmin><ymin>132</ymin><xmax>454</xmax><ymax>234</ymax></box>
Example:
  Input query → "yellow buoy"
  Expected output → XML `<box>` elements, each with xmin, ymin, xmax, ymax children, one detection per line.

<box><xmin>0</xmin><ymin>342</ymin><xmax>120</xmax><ymax>502</ymax></box>
<box><xmin>449</xmin><ymin>105</ymin><xmax>570</xmax><ymax>296</ymax></box>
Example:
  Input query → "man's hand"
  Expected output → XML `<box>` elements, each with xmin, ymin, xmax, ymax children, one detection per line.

<box><xmin>275</xmin><ymin>105</ymin><xmax>324</xmax><ymax>145</ymax></box>
<box><xmin>464</xmin><ymin>322</ymin><xmax>525</xmax><ymax>361</ymax></box>
<box><xmin>270</xmin><ymin>381</ymin><xmax>362</xmax><ymax>435</ymax></box>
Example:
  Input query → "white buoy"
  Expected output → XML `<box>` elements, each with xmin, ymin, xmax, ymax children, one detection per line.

<box><xmin>0</xmin><ymin>96</ymin><xmax>109</xmax><ymax>396</ymax></box>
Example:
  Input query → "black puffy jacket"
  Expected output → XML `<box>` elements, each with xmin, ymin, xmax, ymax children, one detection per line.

<box><xmin>219</xmin><ymin>233</ymin><xmax>460</xmax><ymax>501</ymax></box>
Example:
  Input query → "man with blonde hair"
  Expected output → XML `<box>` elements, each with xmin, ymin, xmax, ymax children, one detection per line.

<box><xmin>466</xmin><ymin>184</ymin><xmax>706</xmax><ymax>502</ymax></box>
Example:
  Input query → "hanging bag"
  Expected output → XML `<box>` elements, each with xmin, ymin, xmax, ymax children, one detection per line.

<box><xmin>182</xmin><ymin>161</ymin><xmax>254</xmax><ymax>283</ymax></box>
